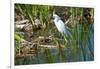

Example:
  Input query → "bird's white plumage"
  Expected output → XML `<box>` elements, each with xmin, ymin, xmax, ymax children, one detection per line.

<box><xmin>53</xmin><ymin>13</ymin><xmax>72</xmax><ymax>38</ymax></box>
<box><xmin>53</xmin><ymin>14</ymin><xmax>67</xmax><ymax>34</ymax></box>
<box><xmin>54</xmin><ymin>18</ymin><xmax>66</xmax><ymax>34</ymax></box>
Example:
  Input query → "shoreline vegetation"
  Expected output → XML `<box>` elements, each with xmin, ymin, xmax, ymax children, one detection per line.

<box><xmin>14</xmin><ymin>4</ymin><xmax>94</xmax><ymax>65</ymax></box>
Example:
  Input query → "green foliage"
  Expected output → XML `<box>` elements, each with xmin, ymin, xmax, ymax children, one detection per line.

<box><xmin>15</xmin><ymin>4</ymin><xmax>94</xmax><ymax>65</ymax></box>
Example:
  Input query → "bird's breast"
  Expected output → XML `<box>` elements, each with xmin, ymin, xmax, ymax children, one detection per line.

<box><xmin>54</xmin><ymin>20</ymin><xmax>66</xmax><ymax>33</ymax></box>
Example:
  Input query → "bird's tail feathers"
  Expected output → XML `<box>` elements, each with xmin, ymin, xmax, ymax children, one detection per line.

<box><xmin>65</xmin><ymin>27</ymin><xmax>73</xmax><ymax>39</ymax></box>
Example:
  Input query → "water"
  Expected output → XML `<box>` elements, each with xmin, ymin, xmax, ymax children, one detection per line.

<box><xmin>15</xmin><ymin>23</ymin><xmax>94</xmax><ymax>65</ymax></box>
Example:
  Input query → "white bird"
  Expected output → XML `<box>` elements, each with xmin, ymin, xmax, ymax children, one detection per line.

<box><xmin>53</xmin><ymin>13</ymin><xmax>72</xmax><ymax>38</ymax></box>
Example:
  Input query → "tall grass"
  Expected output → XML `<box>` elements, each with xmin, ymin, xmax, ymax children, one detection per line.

<box><xmin>15</xmin><ymin>4</ymin><xmax>94</xmax><ymax>65</ymax></box>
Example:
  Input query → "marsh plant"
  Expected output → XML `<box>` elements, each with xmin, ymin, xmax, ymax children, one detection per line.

<box><xmin>14</xmin><ymin>4</ymin><xmax>94</xmax><ymax>65</ymax></box>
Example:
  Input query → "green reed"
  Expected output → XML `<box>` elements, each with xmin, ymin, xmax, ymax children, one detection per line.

<box><xmin>15</xmin><ymin>4</ymin><xmax>94</xmax><ymax>65</ymax></box>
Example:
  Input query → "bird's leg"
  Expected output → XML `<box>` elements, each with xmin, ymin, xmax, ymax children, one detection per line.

<box><xmin>60</xmin><ymin>33</ymin><xmax>67</xmax><ymax>45</ymax></box>
<box><xmin>63</xmin><ymin>33</ymin><xmax>72</xmax><ymax>47</ymax></box>
<box><xmin>57</xmin><ymin>32</ymin><xmax>63</xmax><ymax>43</ymax></box>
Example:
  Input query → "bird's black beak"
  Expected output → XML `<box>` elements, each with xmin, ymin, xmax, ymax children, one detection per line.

<box><xmin>50</xmin><ymin>16</ymin><xmax>54</xmax><ymax>20</ymax></box>
<box><xmin>50</xmin><ymin>13</ymin><xmax>54</xmax><ymax>20</ymax></box>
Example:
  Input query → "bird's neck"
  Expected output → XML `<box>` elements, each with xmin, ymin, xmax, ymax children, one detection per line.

<box><xmin>54</xmin><ymin>18</ymin><xmax>60</xmax><ymax>22</ymax></box>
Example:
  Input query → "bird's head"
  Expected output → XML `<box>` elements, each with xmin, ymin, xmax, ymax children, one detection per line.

<box><xmin>52</xmin><ymin>13</ymin><xmax>60</xmax><ymax>20</ymax></box>
<box><xmin>51</xmin><ymin>13</ymin><xmax>61</xmax><ymax>24</ymax></box>
<box><xmin>50</xmin><ymin>10</ymin><xmax>61</xmax><ymax>24</ymax></box>
<box><xmin>50</xmin><ymin>13</ymin><xmax>61</xmax><ymax>24</ymax></box>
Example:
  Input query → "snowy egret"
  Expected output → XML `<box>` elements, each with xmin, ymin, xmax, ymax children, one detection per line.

<box><xmin>52</xmin><ymin>13</ymin><xmax>72</xmax><ymax>39</ymax></box>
